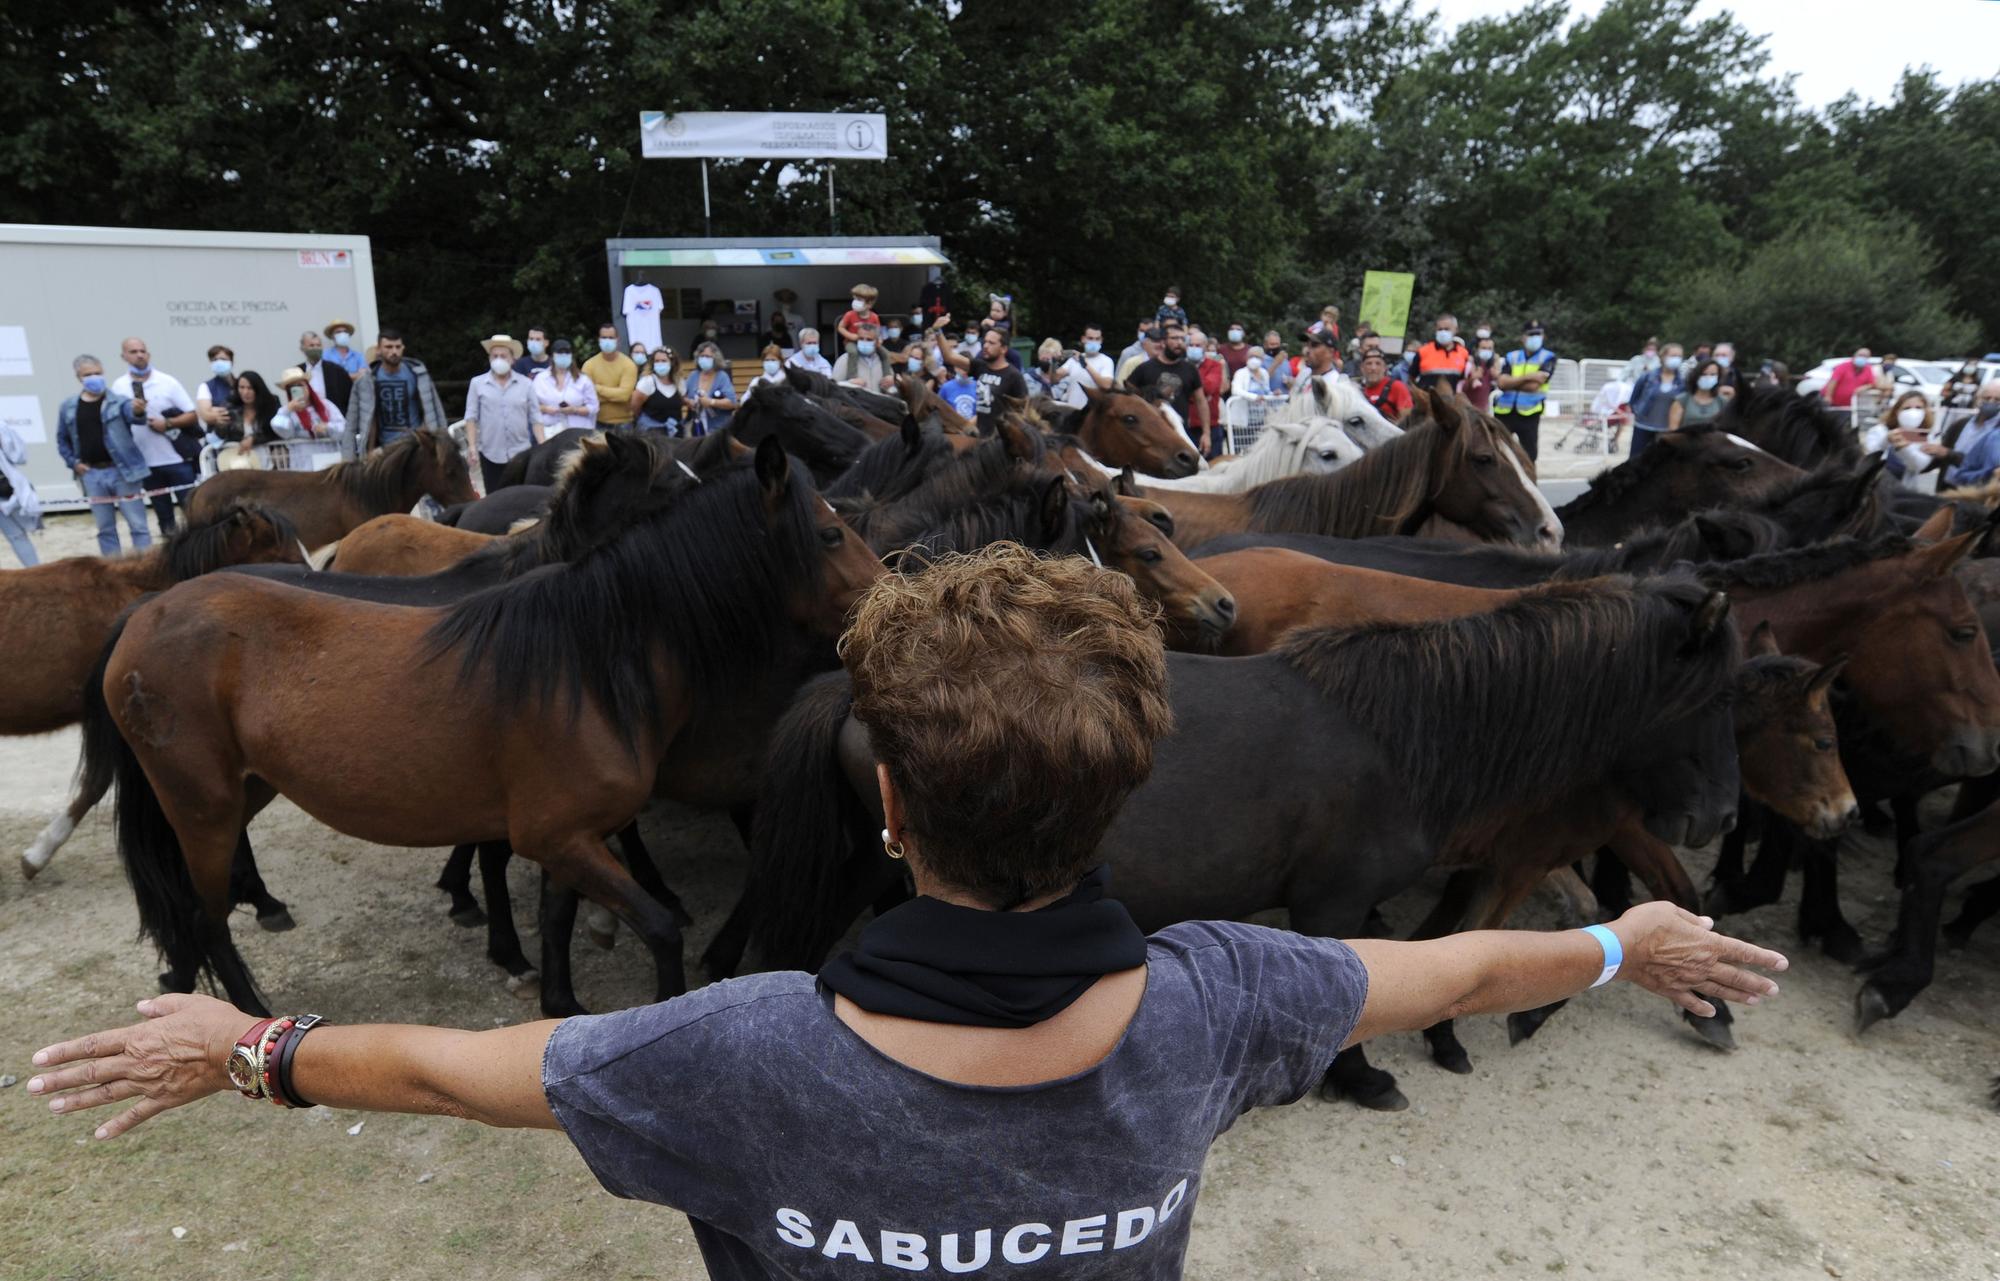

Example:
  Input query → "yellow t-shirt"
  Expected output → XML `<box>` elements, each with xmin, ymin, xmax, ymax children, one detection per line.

<box><xmin>583</xmin><ymin>352</ymin><xmax>638</xmax><ymax>425</ymax></box>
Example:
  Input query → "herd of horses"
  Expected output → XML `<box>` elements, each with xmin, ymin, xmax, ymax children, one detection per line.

<box><xmin>7</xmin><ymin>368</ymin><xmax>2000</xmax><ymax>1111</ymax></box>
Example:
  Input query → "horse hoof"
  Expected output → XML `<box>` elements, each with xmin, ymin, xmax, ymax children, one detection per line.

<box><xmin>1320</xmin><ymin>1075</ymin><xmax>1410</xmax><ymax>1111</ymax></box>
<box><xmin>1351</xmin><ymin>1083</ymin><xmax>1410</xmax><ymax>1112</ymax></box>
<box><xmin>256</xmin><ymin>908</ymin><xmax>296</xmax><ymax>933</ymax></box>
<box><xmin>1853</xmin><ymin>985</ymin><xmax>1893</xmax><ymax>1036</ymax></box>
<box><xmin>504</xmin><ymin>968</ymin><xmax>541</xmax><ymax>1000</ymax></box>
<box><xmin>448</xmin><ymin>904</ymin><xmax>487</xmax><ymax>929</ymax></box>
<box><xmin>1506</xmin><ymin>1013</ymin><xmax>1541</xmax><ymax>1046</ymax></box>
<box><xmin>1683</xmin><ymin>1010</ymin><xmax>1736</xmax><ymax>1051</ymax></box>
<box><xmin>1432</xmin><ymin>1049</ymin><xmax>1473</xmax><ymax>1076</ymax></box>
<box><xmin>18</xmin><ymin>854</ymin><xmax>39</xmax><ymax>881</ymax></box>
<box><xmin>540</xmin><ymin>995</ymin><xmax>589</xmax><ymax>1019</ymax></box>
<box><xmin>586</xmin><ymin>925</ymin><xmax>617</xmax><ymax>952</ymax></box>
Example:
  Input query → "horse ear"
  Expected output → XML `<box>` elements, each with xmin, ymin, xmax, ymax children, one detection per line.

<box><xmin>1114</xmin><ymin>466</ymin><xmax>1139</xmax><ymax>498</ymax></box>
<box><xmin>1911</xmin><ymin>503</ymin><xmax>1956</xmax><ymax>545</ymax></box>
<box><xmin>1407</xmin><ymin>383</ymin><xmax>1433</xmax><ymax>418</ymax></box>
<box><xmin>1852</xmin><ymin>454</ymin><xmax>1888</xmax><ymax>488</ymax></box>
<box><xmin>1918</xmin><ymin>528</ymin><xmax>1981</xmax><ymax>578</ymax></box>
<box><xmin>996</xmin><ymin>412</ymin><xmax>1038</xmax><ymax>462</ymax></box>
<box><xmin>1039</xmin><ymin>474</ymin><xmax>1070</xmax><ymax>539</ymax></box>
<box><xmin>1081</xmin><ymin>384</ymin><xmax>1108</xmax><ymax>406</ymax></box>
<box><xmin>1692</xmin><ymin>512</ymin><xmax>1738</xmax><ymax>558</ymax></box>
<box><xmin>1807</xmin><ymin>654</ymin><xmax>1850</xmax><ymax>696</ymax></box>
<box><xmin>754</xmin><ymin>434</ymin><xmax>792</xmax><ymax>508</ymax></box>
<box><xmin>1746</xmin><ymin>619</ymin><xmax>1781</xmax><ymax>657</ymax></box>
<box><xmin>1428</xmin><ymin>387</ymin><xmax>1465</xmax><ymax>434</ymax></box>
<box><xmin>1686</xmin><ymin>589</ymin><xmax>1731</xmax><ymax>651</ymax></box>
<box><xmin>901</xmin><ymin>414</ymin><xmax>922</xmax><ymax>456</ymax></box>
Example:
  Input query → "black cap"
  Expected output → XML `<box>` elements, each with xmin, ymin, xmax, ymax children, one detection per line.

<box><xmin>1301</xmin><ymin>329</ymin><xmax>1335</xmax><ymax>347</ymax></box>
<box><xmin>550</xmin><ymin>338</ymin><xmax>574</xmax><ymax>353</ymax></box>
<box><xmin>1522</xmin><ymin>319</ymin><xmax>1545</xmax><ymax>335</ymax></box>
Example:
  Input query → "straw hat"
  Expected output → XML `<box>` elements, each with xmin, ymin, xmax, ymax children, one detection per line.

<box><xmin>480</xmin><ymin>333</ymin><xmax>525</xmax><ymax>360</ymax></box>
<box><xmin>322</xmin><ymin>318</ymin><xmax>357</xmax><ymax>339</ymax></box>
<box><xmin>276</xmin><ymin>366</ymin><xmax>310</xmax><ymax>389</ymax></box>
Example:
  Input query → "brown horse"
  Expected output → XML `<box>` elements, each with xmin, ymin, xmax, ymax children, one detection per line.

<box><xmin>86</xmin><ymin>437</ymin><xmax>882</xmax><ymax>1016</ymax></box>
<box><xmin>1554</xmin><ymin>427</ymin><xmax>1803</xmax><ymax>546</ymax></box>
<box><xmin>321</xmin><ymin>513</ymin><xmax>506</xmax><ymax>576</ymax></box>
<box><xmin>1166</xmin><ymin>547</ymin><xmax>1531</xmax><ymax>655</ymax></box>
<box><xmin>1137</xmin><ymin>389</ymin><xmax>1561</xmax><ymax>552</ymax></box>
<box><xmin>13</xmin><ymin>503</ymin><xmax>306</xmax><ymax>880</ymax></box>
<box><xmin>186</xmin><ymin>429</ymin><xmax>478</xmax><ymax>549</ymax></box>
<box><xmin>1037</xmin><ymin>387</ymin><xmax>1202</xmax><ymax>479</ymax></box>
<box><xmin>1096</xmin><ymin>493</ymin><xmax>1236</xmax><ymax>644</ymax></box>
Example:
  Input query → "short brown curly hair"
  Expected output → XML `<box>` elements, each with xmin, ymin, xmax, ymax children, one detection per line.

<box><xmin>841</xmin><ymin>543</ymin><xmax>1174</xmax><ymax>906</ymax></box>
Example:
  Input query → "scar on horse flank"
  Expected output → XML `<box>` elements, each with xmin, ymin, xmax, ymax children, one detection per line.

<box><xmin>119</xmin><ymin>672</ymin><xmax>177</xmax><ymax>749</ymax></box>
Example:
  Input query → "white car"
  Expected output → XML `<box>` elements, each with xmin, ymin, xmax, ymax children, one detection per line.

<box><xmin>1797</xmin><ymin>357</ymin><xmax>1955</xmax><ymax>404</ymax></box>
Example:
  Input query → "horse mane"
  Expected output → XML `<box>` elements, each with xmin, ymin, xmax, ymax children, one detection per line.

<box><xmin>162</xmin><ymin>501</ymin><xmax>300</xmax><ymax>580</ymax></box>
<box><xmin>739</xmin><ymin>381</ymin><xmax>869</xmax><ymax>477</ymax></box>
<box><xmin>423</xmin><ymin>456</ymin><xmax>823</xmax><ymax>752</ymax></box>
<box><xmin>1696</xmin><ymin>532</ymin><xmax>1913</xmax><ymax>590</ymax></box>
<box><xmin>1723</xmin><ymin>385</ymin><xmax>1863</xmax><ymax>468</ymax></box>
<box><xmin>1244</xmin><ymin>416</ymin><xmax>1455</xmax><ymax>537</ymax></box>
<box><xmin>837</xmin><ymin>431</ymin><xmax>1042</xmax><ymax>549</ymax></box>
<box><xmin>1556</xmin><ymin>431</ymin><xmax>1694</xmax><ymax>519</ymax></box>
<box><xmin>826</xmin><ymin>428</ymin><xmax>955</xmax><ymax>503</ymax></box>
<box><xmin>1278</xmin><ymin>574</ymin><xmax>1736</xmax><ymax>842</ymax></box>
<box><xmin>325</xmin><ymin>432</ymin><xmax>430</xmax><ymax>511</ymax></box>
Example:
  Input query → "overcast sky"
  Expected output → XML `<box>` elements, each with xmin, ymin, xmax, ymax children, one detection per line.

<box><xmin>1423</xmin><ymin>0</ymin><xmax>1997</xmax><ymax>108</ymax></box>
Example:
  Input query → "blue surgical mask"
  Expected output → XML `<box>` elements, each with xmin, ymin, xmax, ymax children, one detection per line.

<box><xmin>907</xmin><ymin>355</ymin><xmax>924</xmax><ymax>372</ymax></box>
<box><xmin>1228</xmin><ymin>328</ymin><xmax>1244</xmax><ymax>342</ymax></box>
<box><xmin>1523</xmin><ymin>335</ymin><xmax>1543</xmax><ymax>353</ymax></box>
<box><xmin>599</xmin><ymin>338</ymin><xmax>617</xmax><ymax>354</ymax></box>
<box><xmin>127</xmin><ymin>363</ymin><xmax>149</xmax><ymax>376</ymax></box>
<box><xmin>653</xmin><ymin>361</ymin><xmax>672</xmax><ymax>376</ymax></box>
<box><xmin>1853</xmin><ymin>355</ymin><xmax>1871</xmax><ymax>368</ymax></box>
<box><xmin>763</xmin><ymin>359</ymin><xmax>781</xmax><ymax>376</ymax></box>
<box><xmin>332</xmin><ymin>331</ymin><xmax>353</xmax><ymax>348</ymax></box>
<box><xmin>211</xmin><ymin>359</ymin><xmax>232</xmax><ymax>376</ymax></box>
<box><xmin>553</xmin><ymin>352</ymin><xmax>573</xmax><ymax>370</ymax></box>
<box><xmin>1663</xmin><ymin>355</ymin><xmax>1683</xmax><ymax>372</ymax></box>
<box><xmin>1083</xmin><ymin>340</ymin><xmax>1101</xmax><ymax>355</ymax></box>
<box><xmin>697</xmin><ymin>356</ymin><xmax>715</xmax><ymax>371</ymax></box>
<box><xmin>857</xmin><ymin>340</ymin><xmax>876</xmax><ymax>356</ymax></box>
<box><xmin>1697</xmin><ymin>374</ymin><xmax>1719</xmax><ymax>391</ymax></box>
<box><xmin>527</xmin><ymin>339</ymin><xmax>546</xmax><ymax>357</ymax></box>
<box><xmin>1187</xmin><ymin>346</ymin><xmax>1204</xmax><ymax>361</ymax></box>
<box><xmin>1715</xmin><ymin>355</ymin><xmax>1732</xmax><ymax>370</ymax></box>
<box><xmin>82</xmin><ymin>374</ymin><xmax>107</xmax><ymax>394</ymax></box>
<box><xmin>886</xmin><ymin>327</ymin><xmax>902</xmax><ymax>340</ymax></box>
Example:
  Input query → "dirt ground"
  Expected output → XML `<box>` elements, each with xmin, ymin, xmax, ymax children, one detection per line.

<box><xmin>3</xmin><ymin>512</ymin><xmax>1999</xmax><ymax>1281</ymax></box>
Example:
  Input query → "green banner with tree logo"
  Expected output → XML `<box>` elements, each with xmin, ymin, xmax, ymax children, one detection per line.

<box><xmin>1358</xmin><ymin>270</ymin><xmax>1417</xmax><ymax>348</ymax></box>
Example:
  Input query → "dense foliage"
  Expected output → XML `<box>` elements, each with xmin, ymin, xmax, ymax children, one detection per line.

<box><xmin>3</xmin><ymin>0</ymin><xmax>1990</xmax><ymax>373</ymax></box>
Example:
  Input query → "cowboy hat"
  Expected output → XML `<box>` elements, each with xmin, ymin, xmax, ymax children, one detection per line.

<box><xmin>276</xmin><ymin>366</ymin><xmax>310</xmax><ymax>389</ymax></box>
<box><xmin>480</xmin><ymin>333</ymin><xmax>525</xmax><ymax>360</ymax></box>
<box><xmin>322</xmin><ymin>318</ymin><xmax>357</xmax><ymax>339</ymax></box>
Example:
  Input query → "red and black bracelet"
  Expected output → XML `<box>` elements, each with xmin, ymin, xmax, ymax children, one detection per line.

<box><xmin>271</xmin><ymin>1014</ymin><xmax>326</xmax><ymax>1109</ymax></box>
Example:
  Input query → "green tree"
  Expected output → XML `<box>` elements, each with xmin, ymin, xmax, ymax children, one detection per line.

<box><xmin>1666</xmin><ymin>212</ymin><xmax>1977</xmax><ymax>370</ymax></box>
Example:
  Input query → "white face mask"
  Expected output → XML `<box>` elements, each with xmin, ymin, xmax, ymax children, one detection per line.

<box><xmin>851</xmin><ymin>298</ymin><xmax>866</xmax><ymax>312</ymax></box>
<box><xmin>1897</xmin><ymin>407</ymin><xmax>1926</xmax><ymax>429</ymax></box>
<box><xmin>490</xmin><ymin>356</ymin><xmax>512</xmax><ymax>375</ymax></box>
<box><xmin>332</xmin><ymin>331</ymin><xmax>352</xmax><ymax>348</ymax></box>
<box><xmin>763</xmin><ymin>359</ymin><xmax>781</xmax><ymax>376</ymax></box>
<box><xmin>1475</xmin><ymin>329</ymin><xmax>1491</xmax><ymax>340</ymax></box>
<box><xmin>1163</xmin><ymin>296</ymin><xmax>1177</xmax><ymax>308</ymax></box>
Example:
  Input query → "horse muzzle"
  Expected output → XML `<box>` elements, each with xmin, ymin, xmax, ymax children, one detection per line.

<box><xmin>1190</xmin><ymin>589</ymin><xmax>1237</xmax><ymax>643</ymax></box>
<box><xmin>1933</xmin><ymin>726</ymin><xmax>2000</xmax><ymax>779</ymax></box>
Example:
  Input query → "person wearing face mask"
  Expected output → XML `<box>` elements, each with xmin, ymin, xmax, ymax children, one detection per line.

<box><xmin>1936</xmin><ymin>381</ymin><xmax>2000</xmax><ymax>488</ymax></box>
<box><xmin>753</xmin><ymin>343</ymin><xmax>789</xmax><ymax>389</ymax></box>
<box><xmin>1861</xmin><ymin>391</ymin><xmax>1946</xmax><ymax>491</ymax></box>
<box><xmin>1154</xmin><ymin>288</ymin><xmax>1189</xmax><ymax>331</ymax></box>
<box><xmin>1667</xmin><ymin>358</ymin><xmax>1727</xmax><ymax>433</ymax></box>
<box><xmin>1308</xmin><ymin>304</ymin><xmax>1342</xmax><ymax>345</ymax></box>
<box><xmin>632</xmin><ymin>349</ymin><xmax>686</xmax><ymax>434</ymax></box>
<box><xmin>195</xmin><ymin>344</ymin><xmax>240</xmax><ymax>436</ymax></box>
<box><xmin>464</xmin><ymin>335</ymin><xmax>545</xmax><ymax>493</ymax></box>
<box><xmin>1118</xmin><ymin>314</ymin><xmax>1155</xmax><ymax>374</ymax></box>
<box><xmin>1259</xmin><ymin>330</ymin><xmax>1293</xmax><ymax>395</ymax></box>
<box><xmin>762</xmin><ymin>311</ymin><xmax>797</xmax><ymax>359</ymax></box>
<box><xmin>110</xmin><ymin>336</ymin><xmax>199</xmax><ymax>533</ymax></box>
<box><xmin>323</xmin><ymin>320</ymin><xmax>365</xmax><ymax>376</ymax></box>
<box><xmin>582</xmin><ymin>322</ymin><xmax>639</xmax><ymax>431</ymax></box>
<box><xmin>56</xmin><ymin>354</ymin><xmax>152</xmax><ymax>554</ymax></box>
<box><xmin>1414</xmin><ymin>313</ymin><xmax>1470</xmax><ymax>393</ymax></box>
<box><xmin>348</xmin><ymin>328</ymin><xmax>447</xmax><ymax>457</ymax></box>
<box><xmin>983</xmin><ymin>294</ymin><xmax>1015</xmax><ymax>342</ymax></box>
<box><xmin>1754</xmin><ymin>361</ymin><xmax>1789</xmax><ymax>392</ymax></box>
<box><xmin>1820</xmin><ymin>346</ymin><xmax>1892</xmax><ymax>411</ymax></box>
<box><xmin>1218</xmin><ymin>322</ymin><xmax>1254</xmax><ymax>378</ymax></box>
<box><xmin>514</xmin><ymin>327</ymin><xmax>554</xmax><ymax>378</ymax></box>
<box><xmin>270</xmin><ymin>365</ymin><xmax>347</xmax><ymax>443</ymax></box>
<box><xmin>1621</xmin><ymin>338</ymin><xmax>1660</xmax><ymax>384</ymax></box>
<box><xmin>1710</xmin><ymin>342</ymin><xmax>1746</xmax><ymax>398</ymax></box>
<box><xmin>1230</xmin><ymin>350</ymin><xmax>1278</xmax><ymax>402</ymax></box>
<box><xmin>785</xmin><ymin>326</ymin><xmax>834</xmax><ymax>378</ymax></box>
<box><xmin>297</xmin><ymin>329</ymin><xmax>354</xmax><ymax>416</ymax></box>
<box><xmin>837</xmin><ymin>283</ymin><xmax>882</xmax><ymax>350</ymax></box>
<box><xmin>1463</xmin><ymin>334</ymin><xmax>1501</xmax><ymax>412</ymax></box>
<box><xmin>832</xmin><ymin>322</ymin><xmax>893</xmax><ymax>393</ymax></box>
<box><xmin>533</xmin><ymin>339</ymin><xmax>600</xmax><ymax>438</ymax></box>
<box><xmin>1626</xmin><ymin>342</ymin><xmax>1684</xmax><ymax>460</ymax></box>
<box><xmin>1129</xmin><ymin>325</ymin><xmax>1210</xmax><ymax>451</ymax></box>
<box><xmin>1184</xmin><ymin>328</ymin><xmax>1228</xmax><ymax>458</ymax></box>
<box><xmin>684</xmin><ymin>341</ymin><xmax>737</xmax><ymax>437</ymax></box>
<box><xmin>1493</xmin><ymin>320</ymin><xmax>1556</xmax><ymax>461</ymax></box>
<box><xmin>1060</xmin><ymin>325</ymin><xmax>1116</xmax><ymax>402</ymax></box>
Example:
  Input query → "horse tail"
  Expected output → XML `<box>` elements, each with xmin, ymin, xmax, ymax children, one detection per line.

<box><xmin>744</xmin><ymin>670</ymin><xmax>875</xmax><ymax>970</ymax></box>
<box><xmin>83</xmin><ymin>610</ymin><xmax>209</xmax><ymax>982</ymax></box>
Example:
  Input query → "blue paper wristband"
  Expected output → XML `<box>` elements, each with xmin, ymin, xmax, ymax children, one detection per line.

<box><xmin>1580</xmin><ymin>924</ymin><xmax>1623</xmax><ymax>988</ymax></box>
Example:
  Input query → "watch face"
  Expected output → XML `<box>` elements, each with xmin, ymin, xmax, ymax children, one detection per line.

<box><xmin>227</xmin><ymin>1048</ymin><xmax>261</xmax><ymax>1094</ymax></box>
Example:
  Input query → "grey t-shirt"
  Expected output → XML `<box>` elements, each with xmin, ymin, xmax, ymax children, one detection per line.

<box><xmin>542</xmin><ymin>920</ymin><xmax>1368</xmax><ymax>1279</ymax></box>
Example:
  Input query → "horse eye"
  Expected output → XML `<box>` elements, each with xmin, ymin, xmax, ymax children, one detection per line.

<box><xmin>1471</xmin><ymin>452</ymin><xmax>1495</xmax><ymax>466</ymax></box>
<box><xmin>1724</xmin><ymin>457</ymin><xmax>1754</xmax><ymax>472</ymax></box>
<box><xmin>1813</xmin><ymin>737</ymin><xmax>1835</xmax><ymax>752</ymax></box>
<box><xmin>1347</xmin><ymin>416</ymin><xmax>1363</xmax><ymax>427</ymax></box>
<box><xmin>1950</xmin><ymin>625</ymin><xmax>1979</xmax><ymax>643</ymax></box>
<box><xmin>1318</xmin><ymin>450</ymin><xmax>1338</xmax><ymax>460</ymax></box>
<box><xmin>1138</xmin><ymin>548</ymin><xmax>1162</xmax><ymax>563</ymax></box>
<box><xmin>1123</xmin><ymin>414</ymin><xmax>1138</xmax><ymax>426</ymax></box>
<box><xmin>819</xmin><ymin>526</ymin><xmax>844</xmax><ymax>547</ymax></box>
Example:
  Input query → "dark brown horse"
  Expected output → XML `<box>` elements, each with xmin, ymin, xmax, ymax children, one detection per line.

<box><xmin>187</xmin><ymin>429</ymin><xmax>478</xmax><ymax>549</ymax></box>
<box><xmin>13</xmin><ymin>503</ymin><xmax>305</xmax><ymax>881</ymax></box>
<box><xmin>1036</xmin><ymin>387</ymin><xmax>1201</xmax><ymax>479</ymax></box>
<box><xmin>85</xmin><ymin>437</ymin><xmax>882</xmax><ymax>1017</ymax></box>
<box><xmin>1553</xmin><ymin>427</ymin><xmax>1803</xmax><ymax>546</ymax></box>
<box><xmin>1137</xmin><ymin>389</ymin><xmax>1560</xmax><ymax>552</ymax></box>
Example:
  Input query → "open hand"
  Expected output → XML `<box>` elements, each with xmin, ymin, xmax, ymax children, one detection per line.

<box><xmin>27</xmin><ymin>993</ymin><xmax>253</xmax><ymax>1139</ymax></box>
<box><xmin>1610</xmin><ymin>902</ymin><xmax>1787</xmax><ymax>1018</ymax></box>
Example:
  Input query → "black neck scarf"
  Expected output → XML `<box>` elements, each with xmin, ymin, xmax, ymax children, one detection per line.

<box><xmin>819</xmin><ymin>866</ymin><xmax>1148</xmax><ymax>1028</ymax></box>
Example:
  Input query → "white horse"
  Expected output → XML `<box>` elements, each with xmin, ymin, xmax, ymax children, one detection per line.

<box><xmin>1141</xmin><ymin>375</ymin><xmax>1403</xmax><ymax>493</ymax></box>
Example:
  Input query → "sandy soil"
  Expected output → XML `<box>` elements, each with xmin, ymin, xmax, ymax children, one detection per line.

<box><xmin>3</xmin><ymin>512</ymin><xmax>1999</xmax><ymax>1281</ymax></box>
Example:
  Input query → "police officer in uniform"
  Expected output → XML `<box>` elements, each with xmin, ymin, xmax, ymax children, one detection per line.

<box><xmin>1494</xmin><ymin>319</ymin><xmax>1556</xmax><ymax>461</ymax></box>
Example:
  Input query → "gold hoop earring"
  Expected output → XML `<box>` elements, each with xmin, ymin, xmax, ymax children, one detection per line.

<box><xmin>880</xmin><ymin>827</ymin><xmax>906</xmax><ymax>860</ymax></box>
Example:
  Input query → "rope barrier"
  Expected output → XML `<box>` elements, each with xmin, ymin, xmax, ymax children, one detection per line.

<box><xmin>72</xmin><ymin>476</ymin><xmax>205</xmax><ymax>504</ymax></box>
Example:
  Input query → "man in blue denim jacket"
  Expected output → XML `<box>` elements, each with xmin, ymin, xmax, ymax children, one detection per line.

<box><xmin>56</xmin><ymin>353</ymin><xmax>153</xmax><ymax>555</ymax></box>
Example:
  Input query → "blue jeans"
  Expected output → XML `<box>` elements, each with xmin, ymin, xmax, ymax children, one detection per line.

<box><xmin>0</xmin><ymin>508</ymin><xmax>37</xmax><ymax>566</ymax></box>
<box><xmin>145</xmin><ymin>461</ymin><xmax>197</xmax><ymax>533</ymax></box>
<box><xmin>80</xmin><ymin>466</ymin><xmax>152</xmax><ymax>555</ymax></box>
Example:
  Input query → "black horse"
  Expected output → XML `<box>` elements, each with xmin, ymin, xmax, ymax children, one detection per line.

<box><xmin>736</xmin><ymin>574</ymin><xmax>1741</xmax><ymax>1110</ymax></box>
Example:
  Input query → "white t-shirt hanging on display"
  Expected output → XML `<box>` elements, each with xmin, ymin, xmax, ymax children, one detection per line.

<box><xmin>623</xmin><ymin>283</ymin><xmax>665</xmax><ymax>351</ymax></box>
